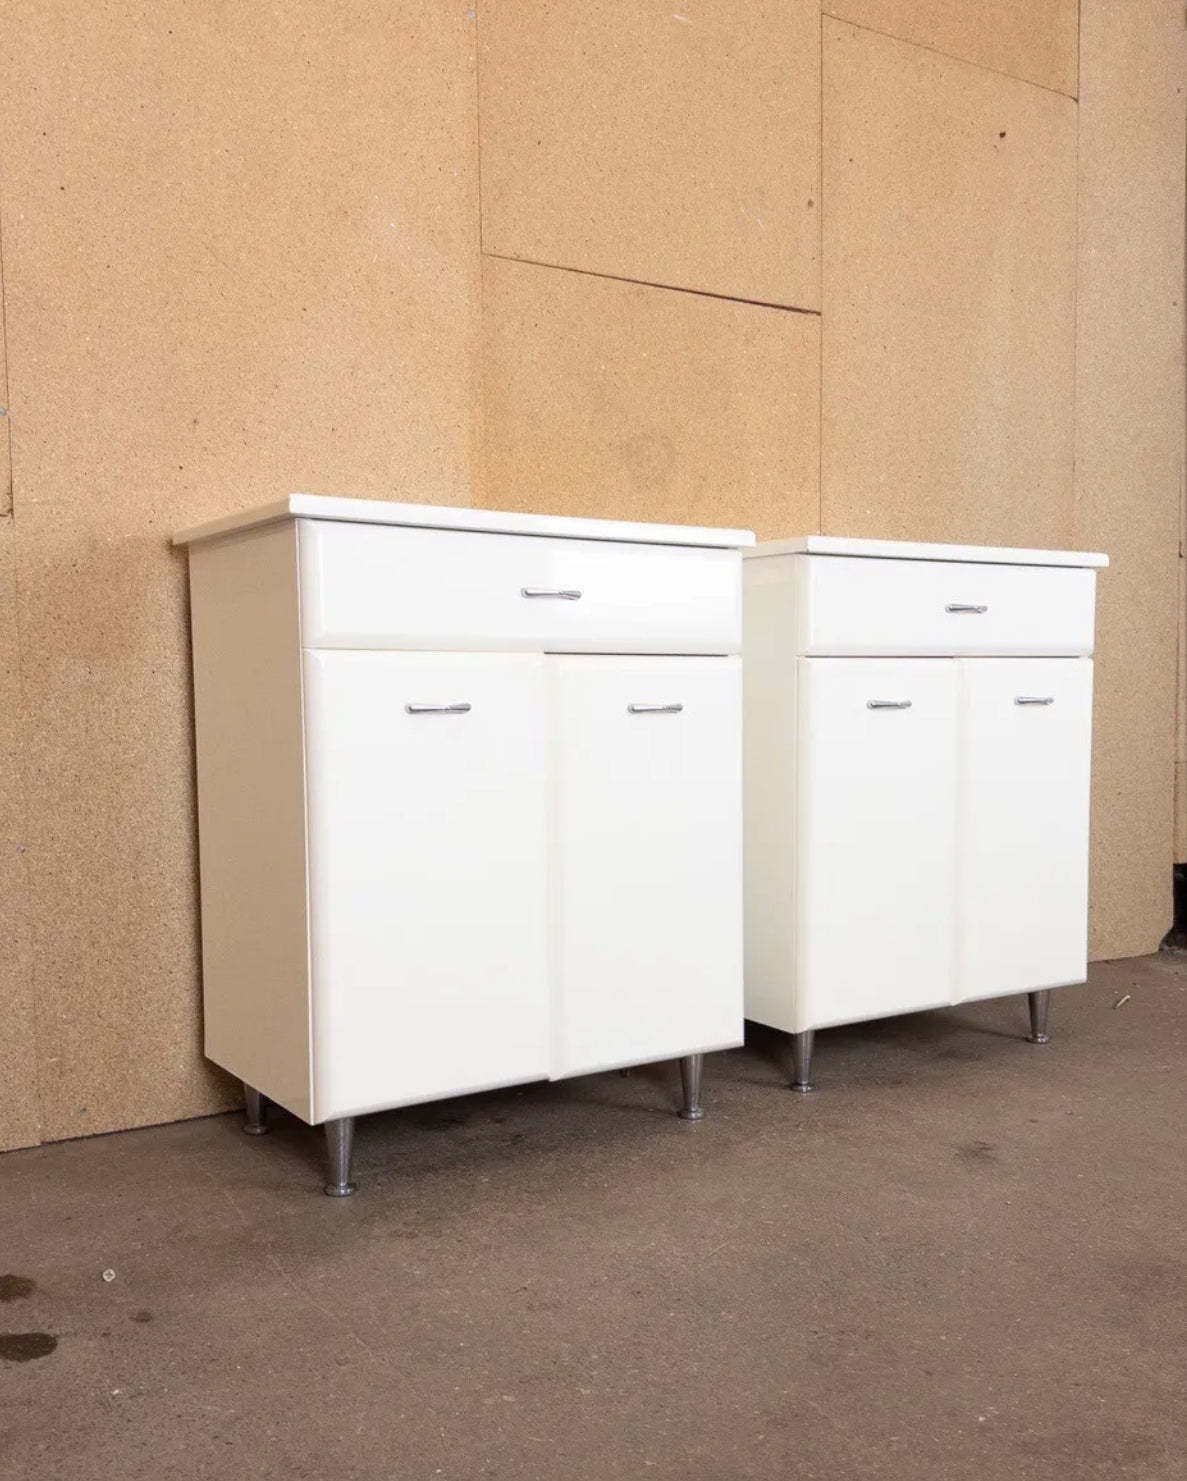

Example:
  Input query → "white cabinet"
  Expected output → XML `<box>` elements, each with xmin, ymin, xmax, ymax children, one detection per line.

<box><xmin>743</xmin><ymin>536</ymin><xmax>1107</xmax><ymax>1090</ymax></box>
<box><xmin>176</xmin><ymin>496</ymin><xmax>751</xmax><ymax>1193</ymax></box>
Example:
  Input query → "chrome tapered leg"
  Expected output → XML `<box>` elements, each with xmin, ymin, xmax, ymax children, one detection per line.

<box><xmin>678</xmin><ymin>1054</ymin><xmax>705</xmax><ymax>1121</ymax></box>
<box><xmin>324</xmin><ymin>1117</ymin><xmax>357</xmax><ymax>1197</ymax></box>
<box><xmin>791</xmin><ymin>1030</ymin><xmax>815</xmax><ymax>1093</ymax></box>
<box><xmin>243</xmin><ymin>1084</ymin><xmax>269</xmax><ymax>1136</ymax></box>
<box><xmin>1027</xmin><ymin>990</ymin><xmax>1051</xmax><ymax>1045</ymax></box>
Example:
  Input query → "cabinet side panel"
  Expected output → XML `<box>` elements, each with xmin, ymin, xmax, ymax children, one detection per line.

<box><xmin>188</xmin><ymin>524</ymin><xmax>312</xmax><ymax>1120</ymax></box>
<box><xmin>743</xmin><ymin>558</ymin><xmax>801</xmax><ymax>1034</ymax></box>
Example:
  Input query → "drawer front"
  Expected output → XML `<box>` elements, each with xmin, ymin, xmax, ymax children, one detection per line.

<box><xmin>299</xmin><ymin>520</ymin><xmax>740</xmax><ymax>654</ymax></box>
<box><xmin>799</xmin><ymin>555</ymin><xmax>1096</xmax><ymax>656</ymax></box>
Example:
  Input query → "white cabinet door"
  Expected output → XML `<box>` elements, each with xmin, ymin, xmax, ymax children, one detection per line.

<box><xmin>956</xmin><ymin>658</ymin><xmax>1093</xmax><ymax>1003</ymax></box>
<box><xmin>795</xmin><ymin>659</ymin><xmax>958</xmax><ymax>1030</ymax></box>
<box><xmin>549</xmin><ymin>656</ymin><xmax>743</xmax><ymax>1079</ymax></box>
<box><xmin>303</xmin><ymin>651</ymin><xmax>550</xmax><ymax>1121</ymax></box>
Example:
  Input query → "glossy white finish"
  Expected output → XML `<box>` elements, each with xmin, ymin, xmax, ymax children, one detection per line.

<box><xmin>795</xmin><ymin>659</ymin><xmax>958</xmax><ymax>1031</ymax></box>
<box><xmin>956</xmin><ymin>658</ymin><xmax>1093</xmax><ymax>1004</ymax></box>
<box><xmin>300</xmin><ymin>519</ymin><xmax>741</xmax><ymax>655</ymax></box>
<box><xmin>748</xmin><ymin>534</ymin><xmax>1108</xmax><ymax>568</ymax></box>
<box><xmin>743</xmin><ymin>540</ymin><xmax>1101</xmax><ymax>1040</ymax></box>
<box><xmin>549</xmin><ymin>656</ymin><xmax>743</xmax><ymax>1077</ymax></box>
<box><xmin>304</xmin><ymin>651</ymin><xmax>551</xmax><ymax>1121</ymax></box>
<box><xmin>791</xmin><ymin>555</ymin><xmax>1097</xmax><ymax>657</ymax></box>
<box><xmin>182</xmin><ymin>502</ymin><xmax>748</xmax><ymax>1128</ymax></box>
<box><xmin>174</xmin><ymin>492</ymin><xmax>756</xmax><ymax>550</ymax></box>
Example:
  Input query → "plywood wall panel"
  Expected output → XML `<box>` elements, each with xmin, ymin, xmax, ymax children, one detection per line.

<box><xmin>0</xmin><ymin>0</ymin><xmax>480</xmax><ymax>1140</ymax></box>
<box><xmin>821</xmin><ymin>20</ymin><xmax>1077</xmax><ymax>551</ymax></box>
<box><xmin>1075</xmin><ymin>0</ymin><xmax>1186</xmax><ymax>956</ymax></box>
<box><xmin>479</xmin><ymin>258</ymin><xmax>819</xmax><ymax>540</ymax></box>
<box><xmin>479</xmin><ymin>0</ymin><xmax>820</xmax><ymax>311</ymax></box>
<box><xmin>0</xmin><ymin>517</ymin><xmax>38</xmax><ymax>1151</ymax></box>
<box><xmin>823</xmin><ymin>1</ymin><xmax>1077</xmax><ymax>97</ymax></box>
<box><xmin>1176</xmin><ymin>431</ymin><xmax>1187</xmax><ymax>866</ymax></box>
<box><xmin>0</xmin><ymin>253</ymin><xmax>11</xmax><ymax>517</ymax></box>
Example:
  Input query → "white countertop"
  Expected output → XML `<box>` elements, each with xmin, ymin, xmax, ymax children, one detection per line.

<box><xmin>746</xmin><ymin>535</ymin><xmax>1109</xmax><ymax>568</ymax></box>
<box><xmin>173</xmin><ymin>495</ymin><xmax>756</xmax><ymax>551</ymax></box>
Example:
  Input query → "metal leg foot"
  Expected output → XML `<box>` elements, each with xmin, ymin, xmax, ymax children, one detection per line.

<box><xmin>243</xmin><ymin>1084</ymin><xmax>269</xmax><ymax>1136</ymax></box>
<box><xmin>323</xmin><ymin>1117</ymin><xmax>357</xmax><ymax>1197</ymax></box>
<box><xmin>1027</xmin><ymin>990</ymin><xmax>1051</xmax><ymax>1045</ymax></box>
<box><xmin>791</xmin><ymin>1030</ymin><xmax>815</xmax><ymax>1093</ymax></box>
<box><xmin>678</xmin><ymin>1054</ymin><xmax>705</xmax><ymax>1120</ymax></box>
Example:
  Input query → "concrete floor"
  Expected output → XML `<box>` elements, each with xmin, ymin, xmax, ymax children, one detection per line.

<box><xmin>1</xmin><ymin>955</ymin><xmax>1185</xmax><ymax>1481</ymax></box>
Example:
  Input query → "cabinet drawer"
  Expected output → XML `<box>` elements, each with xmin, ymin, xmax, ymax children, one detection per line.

<box><xmin>299</xmin><ymin>520</ymin><xmax>740</xmax><ymax>655</ymax></box>
<box><xmin>797</xmin><ymin>555</ymin><xmax>1096</xmax><ymax>657</ymax></box>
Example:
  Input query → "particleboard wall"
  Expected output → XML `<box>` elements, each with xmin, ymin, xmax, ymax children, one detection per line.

<box><xmin>1178</xmin><ymin>502</ymin><xmax>1187</xmax><ymax>866</ymax></box>
<box><xmin>822</xmin><ymin>0</ymin><xmax>1078</xmax><ymax>97</ymax></box>
<box><xmin>478</xmin><ymin>0</ymin><xmax>821</xmax><ymax>311</ymax></box>
<box><xmin>0</xmin><ymin>517</ymin><xmax>38</xmax><ymax>1151</ymax></box>
<box><xmin>0</xmin><ymin>249</ymin><xmax>11</xmax><ymax>516</ymax></box>
<box><xmin>1074</xmin><ymin>0</ymin><xmax>1186</xmax><ymax>956</ymax></box>
<box><xmin>820</xmin><ymin>19</ymin><xmax>1077</xmax><ymax>547</ymax></box>
<box><xmin>0</xmin><ymin>1</ymin><xmax>1182</xmax><ymax>1151</ymax></box>
<box><xmin>0</xmin><ymin>0</ymin><xmax>480</xmax><ymax>1148</ymax></box>
<box><xmin>480</xmin><ymin>258</ymin><xmax>820</xmax><ymax>540</ymax></box>
<box><xmin>1178</xmin><ymin>338</ymin><xmax>1187</xmax><ymax>870</ymax></box>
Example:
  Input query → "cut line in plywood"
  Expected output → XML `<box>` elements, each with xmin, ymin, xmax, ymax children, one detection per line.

<box><xmin>822</xmin><ymin>0</ymin><xmax>1078</xmax><ymax>97</ymax></box>
<box><xmin>479</xmin><ymin>0</ymin><xmax>821</xmax><ymax>311</ymax></box>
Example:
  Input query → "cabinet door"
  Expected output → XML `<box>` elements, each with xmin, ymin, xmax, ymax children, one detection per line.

<box><xmin>549</xmin><ymin>656</ymin><xmax>743</xmax><ymax>1079</ymax></box>
<box><xmin>795</xmin><ymin>659</ymin><xmax>958</xmax><ymax>1030</ymax></box>
<box><xmin>303</xmin><ymin>651</ymin><xmax>549</xmax><ymax>1121</ymax></box>
<box><xmin>955</xmin><ymin>658</ymin><xmax>1093</xmax><ymax>1003</ymax></box>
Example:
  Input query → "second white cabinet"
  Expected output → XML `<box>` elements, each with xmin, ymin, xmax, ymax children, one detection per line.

<box><xmin>743</xmin><ymin>536</ymin><xmax>1108</xmax><ymax>1090</ymax></box>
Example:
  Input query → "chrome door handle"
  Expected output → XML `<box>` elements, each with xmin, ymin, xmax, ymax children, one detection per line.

<box><xmin>867</xmin><ymin>700</ymin><xmax>912</xmax><ymax>710</ymax></box>
<box><xmin>945</xmin><ymin>603</ymin><xmax>988</xmax><ymax>614</ymax></box>
<box><xmin>1015</xmin><ymin>696</ymin><xmax>1055</xmax><ymax>706</ymax></box>
<box><xmin>627</xmin><ymin>703</ymin><xmax>684</xmax><ymax>714</ymax></box>
<box><xmin>521</xmin><ymin>587</ymin><xmax>582</xmax><ymax>600</ymax></box>
<box><xmin>405</xmin><ymin>703</ymin><xmax>472</xmax><ymax>714</ymax></box>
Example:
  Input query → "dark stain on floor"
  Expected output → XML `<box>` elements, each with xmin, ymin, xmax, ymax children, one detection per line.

<box><xmin>0</xmin><ymin>1274</ymin><xmax>36</xmax><ymax>1302</ymax></box>
<box><xmin>0</xmin><ymin>1333</ymin><xmax>57</xmax><ymax>1363</ymax></box>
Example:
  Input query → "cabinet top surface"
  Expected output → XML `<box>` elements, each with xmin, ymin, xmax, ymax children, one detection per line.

<box><xmin>173</xmin><ymin>495</ymin><xmax>757</xmax><ymax>550</ymax></box>
<box><xmin>747</xmin><ymin>535</ymin><xmax>1108</xmax><ymax>569</ymax></box>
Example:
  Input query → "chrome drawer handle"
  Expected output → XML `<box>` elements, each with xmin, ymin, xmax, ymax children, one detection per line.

<box><xmin>867</xmin><ymin>700</ymin><xmax>912</xmax><ymax>710</ymax></box>
<box><xmin>945</xmin><ymin>603</ymin><xmax>988</xmax><ymax>614</ymax></box>
<box><xmin>628</xmin><ymin>703</ymin><xmax>683</xmax><ymax>714</ymax></box>
<box><xmin>521</xmin><ymin>587</ymin><xmax>582</xmax><ymax>600</ymax></box>
<box><xmin>405</xmin><ymin>703</ymin><xmax>472</xmax><ymax>715</ymax></box>
<box><xmin>1015</xmin><ymin>696</ymin><xmax>1055</xmax><ymax>706</ymax></box>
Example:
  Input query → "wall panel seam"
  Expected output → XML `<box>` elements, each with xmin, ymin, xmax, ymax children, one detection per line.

<box><xmin>470</xmin><ymin>2</ymin><xmax>487</xmax><ymax>504</ymax></box>
<box><xmin>0</xmin><ymin>187</ymin><xmax>13</xmax><ymax>518</ymax></box>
